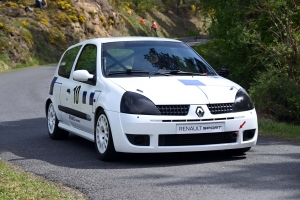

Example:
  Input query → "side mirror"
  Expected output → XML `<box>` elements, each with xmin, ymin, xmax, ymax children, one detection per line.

<box><xmin>216</xmin><ymin>67</ymin><xmax>229</xmax><ymax>78</ymax></box>
<box><xmin>73</xmin><ymin>70</ymin><xmax>94</xmax><ymax>82</ymax></box>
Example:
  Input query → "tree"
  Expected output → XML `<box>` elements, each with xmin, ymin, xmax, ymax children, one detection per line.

<box><xmin>243</xmin><ymin>0</ymin><xmax>300</xmax><ymax>83</ymax></box>
<box><xmin>196</xmin><ymin>0</ymin><xmax>300</xmax><ymax>123</ymax></box>
<box><xmin>195</xmin><ymin>0</ymin><xmax>259</xmax><ymax>89</ymax></box>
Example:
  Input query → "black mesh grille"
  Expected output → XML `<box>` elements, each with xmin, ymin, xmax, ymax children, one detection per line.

<box><xmin>156</xmin><ymin>105</ymin><xmax>189</xmax><ymax>116</ymax></box>
<box><xmin>159</xmin><ymin>132</ymin><xmax>237</xmax><ymax>146</ymax></box>
<box><xmin>207</xmin><ymin>103</ymin><xmax>234</xmax><ymax>114</ymax></box>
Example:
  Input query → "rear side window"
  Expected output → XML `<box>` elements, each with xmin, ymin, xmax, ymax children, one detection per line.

<box><xmin>58</xmin><ymin>45</ymin><xmax>82</xmax><ymax>78</ymax></box>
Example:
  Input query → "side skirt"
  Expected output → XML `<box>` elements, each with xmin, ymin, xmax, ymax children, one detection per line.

<box><xmin>58</xmin><ymin>105</ymin><xmax>91</xmax><ymax>121</ymax></box>
<box><xmin>58</xmin><ymin>123</ymin><xmax>94</xmax><ymax>142</ymax></box>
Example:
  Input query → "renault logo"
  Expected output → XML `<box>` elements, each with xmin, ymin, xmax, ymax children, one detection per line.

<box><xmin>196</xmin><ymin>106</ymin><xmax>204</xmax><ymax>117</ymax></box>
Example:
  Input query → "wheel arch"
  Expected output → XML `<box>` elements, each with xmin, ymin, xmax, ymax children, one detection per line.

<box><xmin>94</xmin><ymin>106</ymin><xmax>105</xmax><ymax>129</ymax></box>
<box><xmin>94</xmin><ymin>106</ymin><xmax>117</xmax><ymax>151</ymax></box>
<box><xmin>45</xmin><ymin>98</ymin><xmax>52</xmax><ymax>116</ymax></box>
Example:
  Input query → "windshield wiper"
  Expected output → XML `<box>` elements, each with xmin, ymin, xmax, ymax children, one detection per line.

<box><xmin>108</xmin><ymin>69</ymin><xmax>150</xmax><ymax>75</ymax></box>
<box><xmin>155</xmin><ymin>70</ymin><xmax>207</xmax><ymax>76</ymax></box>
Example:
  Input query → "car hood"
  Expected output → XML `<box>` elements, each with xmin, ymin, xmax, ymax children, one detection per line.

<box><xmin>108</xmin><ymin>76</ymin><xmax>240</xmax><ymax>104</ymax></box>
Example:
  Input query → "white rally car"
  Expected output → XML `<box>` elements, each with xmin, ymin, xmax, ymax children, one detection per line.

<box><xmin>46</xmin><ymin>37</ymin><xmax>258</xmax><ymax>161</ymax></box>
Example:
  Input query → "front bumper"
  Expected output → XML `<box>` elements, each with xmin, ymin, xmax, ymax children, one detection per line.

<box><xmin>107</xmin><ymin>106</ymin><xmax>258</xmax><ymax>153</ymax></box>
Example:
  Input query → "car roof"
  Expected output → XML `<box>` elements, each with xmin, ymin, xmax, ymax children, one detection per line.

<box><xmin>68</xmin><ymin>37</ymin><xmax>182</xmax><ymax>49</ymax></box>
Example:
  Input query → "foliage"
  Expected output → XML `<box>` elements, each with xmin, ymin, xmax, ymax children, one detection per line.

<box><xmin>258</xmin><ymin>118</ymin><xmax>300</xmax><ymax>141</ymax></box>
<box><xmin>5</xmin><ymin>1</ymin><xmax>19</xmax><ymax>7</ymax></box>
<box><xmin>78</xmin><ymin>14</ymin><xmax>86</xmax><ymax>23</ymax></box>
<box><xmin>21</xmin><ymin>21</ymin><xmax>29</xmax><ymax>27</ymax></box>
<box><xmin>242</xmin><ymin>0</ymin><xmax>300</xmax><ymax>84</ymax></box>
<box><xmin>193</xmin><ymin>0</ymin><xmax>258</xmax><ymax>88</ymax></box>
<box><xmin>109</xmin><ymin>0</ymin><xmax>204</xmax><ymax>15</ymax></box>
<box><xmin>109</xmin><ymin>18</ymin><xmax>115</xmax><ymax>25</ymax></box>
<box><xmin>88</xmin><ymin>10</ymin><xmax>97</xmax><ymax>18</ymax></box>
<box><xmin>54</xmin><ymin>13</ymin><xmax>72</xmax><ymax>26</ymax></box>
<box><xmin>21</xmin><ymin>28</ymin><xmax>34</xmax><ymax>45</ymax></box>
<box><xmin>49</xmin><ymin>27</ymin><xmax>67</xmax><ymax>46</ymax></box>
<box><xmin>197</xmin><ymin>0</ymin><xmax>300</xmax><ymax>85</ymax></box>
<box><xmin>110</xmin><ymin>0</ymin><xmax>164</xmax><ymax>13</ymax></box>
<box><xmin>100</xmin><ymin>15</ymin><xmax>107</xmax><ymax>28</ymax></box>
<box><xmin>163</xmin><ymin>0</ymin><xmax>198</xmax><ymax>15</ymax></box>
<box><xmin>194</xmin><ymin>0</ymin><xmax>300</xmax><ymax>124</ymax></box>
<box><xmin>68</xmin><ymin>15</ymin><xmax>78</xmax><ymax>22</ymax></box>
<box><xmin>250</xmin><ymin>67</ymin><xmax>300</xmax><ymax>124</ymax></box>
<box><xmin>0</xmin><ymin>0</ymin><xmax>82</xmax><ymax>68</ymax></box>
<box><xmin>187</xmin><ymin>29</ymin><xmax>197</xmax><ymax>36</ymax></box>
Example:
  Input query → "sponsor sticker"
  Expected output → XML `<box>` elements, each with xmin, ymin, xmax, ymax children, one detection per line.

<box><xmin>177</xmin><ymin>122</ymin><xmax>224</xmax><ymax>134</ymax></box>
<box><xmin>178</xmin><ymin>80</ymin><xmax>206</xmax><ymax>86</ymax></box>
<box><xmin>69</xmin><ymin>115</ymin><xmax>80</xmax><ymax>123</ymax></box>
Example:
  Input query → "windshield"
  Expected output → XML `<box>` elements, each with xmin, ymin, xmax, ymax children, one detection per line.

<box><xmin>101</xmin><ymin>41</ymin><xmax>216</xmax><ymax>77</ymax></box>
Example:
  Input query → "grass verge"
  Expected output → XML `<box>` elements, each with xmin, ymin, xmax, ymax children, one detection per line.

<box><xmin>258</xmin><ymin>118</ymin><xmax>300</xmax><ymax>142</ymax></box>
<box><xmin>0</xmin><ymin>159</ymin><xmax>88</xmax><ymax>200</ymax></box>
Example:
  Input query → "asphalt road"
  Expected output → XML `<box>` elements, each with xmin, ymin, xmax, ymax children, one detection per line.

<box><xmin>0</xmin><ymin>66</ymin><xmax>300</xmax><ymax>200</ymax></box>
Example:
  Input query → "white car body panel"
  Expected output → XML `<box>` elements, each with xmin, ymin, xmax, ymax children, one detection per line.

<box><xmin>46</xmin><ymin>36</ymin><xmax>258</xmax><ymax>155</ymax></box>
<box><xmin>106</xmin><ymin>106</ymin><xmax>257</xmax><ymax>153</ymax></box>
<box><xmin>108</xmin><ymin>76</ymin><xmax>240</xmax><ymax>105</ymax></box>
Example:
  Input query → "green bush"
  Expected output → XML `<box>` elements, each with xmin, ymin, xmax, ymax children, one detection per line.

<box><xmin>250</xmin><ymin>68</ymin><xmax>300</xmax><ymax>124</ymax></box>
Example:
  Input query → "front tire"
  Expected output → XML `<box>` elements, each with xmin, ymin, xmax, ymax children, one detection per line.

<box><xmin>95</xmin><ymin>110</ymin><xmax>116</xmax><ymax>161</ymax></box>
<box><xmin>47</xmin><ymin>102</ymin><xmax>69</xmax><ymax>140</ymax></box>
<box><xmin>226</xmin><ymin>147</ymin><xmax>251</xmax><ymax>155</ymax></box>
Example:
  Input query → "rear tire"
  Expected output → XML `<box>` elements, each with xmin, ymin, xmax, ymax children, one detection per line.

<box><xmin>47</xmin><ymin>102</ymin><xmax>69</xmax><ymax>140</ymax></box>
<box><xmin>94</xmin><ymin>110</ymin><xmax>116</xmax><ymax>161</ymax></box>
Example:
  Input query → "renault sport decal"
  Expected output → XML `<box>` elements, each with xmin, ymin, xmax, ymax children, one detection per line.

<box><xmin>178</xmin><ymin>80</ymin><xmax>206</xmax><ymax>86</ymax></box>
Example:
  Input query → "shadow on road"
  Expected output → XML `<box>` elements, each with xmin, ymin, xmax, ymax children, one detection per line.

<box><xmin>0</xmin><ymin>117</ymin><xmax>247</xmax><ymax>169</ymax></box>
<box><xmin>1</xmin><ymin>117</ymin><xmax>300</xmax><ymax>199</ymax></box>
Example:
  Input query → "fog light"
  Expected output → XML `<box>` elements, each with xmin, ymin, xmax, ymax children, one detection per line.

<box><xmin>134</xmin><ymin>135</ymin><xmax>145</xmax><ymax>145</ymax></box>
<box><xmin>231</xmin><ymin>131</ymin><xmax>238</xmax><ymax>139</ymax></box>
<box><xmin>243</xmin><ymin>129</ymin><xmax>255</xmax><ymax>141</ymax></box>
<box><xmin>126</xmin><ymin>134</ymin><xmax>150</xmax><ymax>146</ymax></box>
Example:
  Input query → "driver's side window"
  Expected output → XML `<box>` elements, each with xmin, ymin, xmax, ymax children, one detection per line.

<box><xmin>75</xmin><ymin>44</ymin><xmax>97</xmax><ymax>75</ymax></box>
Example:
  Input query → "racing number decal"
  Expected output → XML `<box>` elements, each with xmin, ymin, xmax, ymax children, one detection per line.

<box><xmin>73</xmin><ymin>85</ymin><xmax>81</xmax><ymax>104</ymax></box>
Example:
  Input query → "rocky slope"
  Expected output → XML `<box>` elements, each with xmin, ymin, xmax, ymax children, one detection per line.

<box><xmin>0</xmin><ymin>0</ymin><xmax>206</xmax><ymax>71</ymax></box>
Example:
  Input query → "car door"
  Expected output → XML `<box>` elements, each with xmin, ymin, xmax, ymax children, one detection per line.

<box><xmin>57</xmin><ymin>45</ymin><xmax>82</xmax><ymax>126</ymax></box>
<box><xmin>68</xmin><ymin>44</ymin><xmax>100</xmax><ymax>134</ymax></box>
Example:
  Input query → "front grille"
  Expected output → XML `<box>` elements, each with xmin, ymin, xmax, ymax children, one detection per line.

<box><xmin>159</xmin><ymin>132</ymin><xmax>237</xmax><ymax>146</ymax></box>
<box><xmin>156</xmin><ymin>105</ymin><xmax>189</xmax><ymax>116</ymax></box>
<box><xmin>207</xmin><ymin>103</ymin><xmax>234</xmax><ymax>114</ymax></box>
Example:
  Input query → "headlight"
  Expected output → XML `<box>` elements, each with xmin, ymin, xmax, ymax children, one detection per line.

<box><xmin>233</xmin><ymin>88</ymin><xmax>254</xmax><ymax>112</ymax></box>
<box><xmin>120</xmin><ymin>91</ymin><xmax>160</xmax><ymax>115</ymax></box>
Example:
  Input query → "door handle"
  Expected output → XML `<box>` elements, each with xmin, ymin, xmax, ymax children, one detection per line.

<box><xmin>67</xmin><ymin>89</ymin><xmax>70</xmax><ymax>93</ymax></box>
